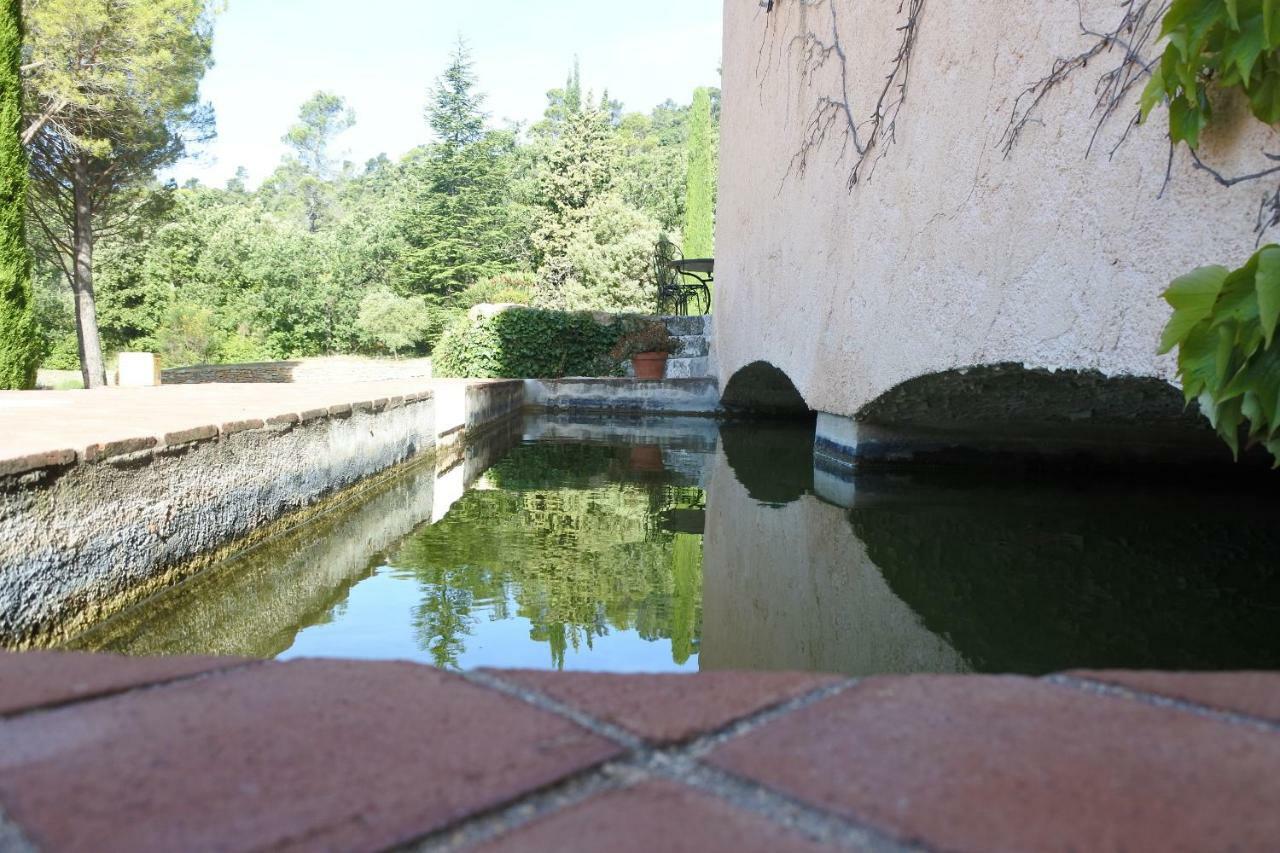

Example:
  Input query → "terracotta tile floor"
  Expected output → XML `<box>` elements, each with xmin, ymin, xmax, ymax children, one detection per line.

<box><xmin>2</xmin><ymin>652</ymin><xmax>1277</xmax><ymax>852</ymax></box>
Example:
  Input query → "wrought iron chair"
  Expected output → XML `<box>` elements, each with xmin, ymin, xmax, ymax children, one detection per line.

<box><xmin>653</xmin><ymin>236</ymin><xmax>711</xmax><ymax>316</ymax></box>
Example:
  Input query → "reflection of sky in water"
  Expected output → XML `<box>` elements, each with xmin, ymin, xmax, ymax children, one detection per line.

<box><xmin>279</xmin><ymin>568</ymin><xmax>698</xmax><ymax>673</ymax></box>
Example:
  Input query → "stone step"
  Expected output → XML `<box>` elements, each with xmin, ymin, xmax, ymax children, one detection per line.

<box><xmin>666</xmin><ymin>357</ymin><xmax>710</xmax><ymax>379</ymax></box>
<box><xmin>675</xmin><ymin>335</ymin><xmax>709</xmax><ymax>358</ymax></box>
<box><xmin>663</xmin><ymin>315</ymin><xmax>708</xmax><ymax>337</ymax></box>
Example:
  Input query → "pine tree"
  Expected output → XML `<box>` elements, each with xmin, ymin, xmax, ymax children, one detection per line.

<box><xmin>24</xmin><ymin>0</ymin><xmax>217</xmax><ymax>387</ymax></box>
<box><xmin>396</xmin><ymin>43</ymin><xmax>516</xmax><ymax>296</ymax></box>
<box><xmin>682</xmin><ymin>87</ymin><xmax>715</xmax><ymax>260</ymax></box>
<box><xmin>430</xmin><ymin>38</ymin><xmax>485</xmax><ymax>150</ymax></box>
<box><xmin>0</xmin><ymin>0</ymin><xmax>38</xmax><ymax>389</ymax></box>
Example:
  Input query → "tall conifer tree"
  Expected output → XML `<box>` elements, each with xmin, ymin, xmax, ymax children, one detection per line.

<box><xmin>0</xmin><ymin>0</ymin><xmax>38</xmax><ymax>389</ymax></box>
<box><xmin>682</xmin><ymin>87</ymin><xmax>714</xmax><ymax>260</ymax></box>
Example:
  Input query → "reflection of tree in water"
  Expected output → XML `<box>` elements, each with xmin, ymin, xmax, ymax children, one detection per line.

<box><xmin>392</xmin><ymin>444</ymin><xmax>704</xmax><ymax>669</ymax></box>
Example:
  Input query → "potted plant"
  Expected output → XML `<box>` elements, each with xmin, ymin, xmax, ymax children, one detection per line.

<box><xmin>610</xmin><ymin>321</ymin><xmax>681</xmax><ymax>380</ymax></box>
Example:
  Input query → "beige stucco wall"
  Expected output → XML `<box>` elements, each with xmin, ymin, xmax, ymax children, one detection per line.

<box><xmin>717</xmin><ymin>0</ymin><xmax>1280</xmax><ymax>418</ymax></box>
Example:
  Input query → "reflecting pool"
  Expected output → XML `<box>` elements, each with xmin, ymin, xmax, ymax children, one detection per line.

<box><xmin>71</xmin><ymin>415</ymin><xmax>1280</xmax><ymax>675</ymax></box>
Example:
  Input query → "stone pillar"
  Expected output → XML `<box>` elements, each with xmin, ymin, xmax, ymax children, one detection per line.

<box><xmin>116</xmin><ymin>353</ymin><xmax>161</xmax><ymax>387</ymax></box>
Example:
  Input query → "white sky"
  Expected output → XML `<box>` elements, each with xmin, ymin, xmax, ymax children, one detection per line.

<box><xmin>167</xmin><ymin>0</ymin><xmax>725</xmax><ymax>188</ymax></box>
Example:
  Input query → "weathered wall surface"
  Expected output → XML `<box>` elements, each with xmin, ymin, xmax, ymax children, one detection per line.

<box><xmin>717</xmin><ymin>0</ymin><xmax>1280</xmax><ymax>423</ymax></box>
<box><xmin>161</xmin><ymin>356</ymin><xmax>434</xmax><ymax>386</ymax></box>
<box><xmin>1</xmin><ymin>399</ymin><xmax>438</xmax><ymax>648</ymax></box>
<box><xmin>0</xmin><ymin>380</ymin><xmax>525</xmax><ymax>648</ymax></box>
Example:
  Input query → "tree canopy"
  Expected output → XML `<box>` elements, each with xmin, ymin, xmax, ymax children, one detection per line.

<box><xmin>23</xmin><ymin>0</ymin><xmax>216</xmax><ymax>385</ymax></box>
<box><xmin>22</xmin><ymin>43</ymin><xmax>719</xmax><ymax>372</ymax></box>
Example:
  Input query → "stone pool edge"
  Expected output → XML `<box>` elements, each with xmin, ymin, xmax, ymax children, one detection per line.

<box><xmin>0</xmin><ymin>380</ymin><xmax>524</xmax><ymax>649</ymax></box>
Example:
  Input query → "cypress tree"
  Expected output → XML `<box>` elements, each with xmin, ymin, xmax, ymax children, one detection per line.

<box><xmin>682</xmin><ymin>87</ymin><xmax>714</xmax><ymax>261</ymax></box>
<box><xmin>0</xmin><ymin>0</ymin><xmax>38</xmax><ymax>389</ymax></box>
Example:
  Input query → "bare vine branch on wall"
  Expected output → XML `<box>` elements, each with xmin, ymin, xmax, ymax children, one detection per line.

<box><xmin>1001</xmin><ymin>0</ymin><xmax>1280</xmax><ymax>243</ymax></box>
<box><xmin>999</xmin><ymin>0</ymin><xmax>1168</xmax><ymax>160</ymax></box>
<box><xmin>770</xmin><ymin>0</ymin><xmax>926</xmax><ymax>191</ymax></box>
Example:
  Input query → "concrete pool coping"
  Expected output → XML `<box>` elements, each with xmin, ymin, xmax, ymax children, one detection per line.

<box><xmin>0</xmin><ymin>380</ymin><xmax>525</xmax><ymax>648</ymax></box>
<box><xmin>0</xmin><ymin>651</ymin><xmax>1277</xmax><ymax>851</ymax></box>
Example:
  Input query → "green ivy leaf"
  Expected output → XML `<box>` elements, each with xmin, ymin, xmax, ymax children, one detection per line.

<box><xmin>1178</xmin><ymin>322</ymin><xmax>1225</xmax><ymax>400</ymax></box>
<box><xmin>1219</xmin><ymin>14</ymin><xmax>1267</xmax><ymax>80</ymax></box>
<box><xmin>1168</xmin><ymin>95</ymin><xmax>1209</xmax><ymax>148</ymax></box>
<box><xmin>1225</xmin><ymin>0</ymin><xmax>1240</xmax><ymax>29</ymax></box>
<box><xmin>1213</xmin><ymin>256</ymin><xmax>1262</xmax><ymax>327</ymax></box>
<box><xmin>1140</xmin><ymin>66</ymin><xmax>1168</xmax><ymax>120</ymax></box>
<box><xmin>1158</xmin><ymin>264</ymin><xmax>1229</xmax><ymax>353</ymax></box>
<box><xmin>1248</xmin><ymin>65</ymin><xmax>1280</xmax><ymax>123</ymax></box>
<box><xmin>1258</xmin><ymin>246</ymin><xmax>1280</xmax><ymax>346</ymax></box>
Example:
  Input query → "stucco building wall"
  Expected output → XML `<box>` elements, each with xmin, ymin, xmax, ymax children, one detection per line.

<box><xmin>717</xmin><ymin>0</ymin><xmax>1280</xmax><ymax>424</ymax></box>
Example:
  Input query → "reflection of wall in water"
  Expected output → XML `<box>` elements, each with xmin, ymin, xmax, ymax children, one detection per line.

<box><xmin>74</xmin><ymin>425</ymin><xmax>522</xmax><ymax>658</ymax></box>
<box><xmin>700</xmin><ymin>451</ymin><xmax>966</xmax><ymax>676</ymax></box>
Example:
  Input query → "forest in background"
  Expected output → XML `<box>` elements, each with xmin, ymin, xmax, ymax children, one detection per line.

<box><xmin>32</xmin><ymin>40</ymin><xmax>719</xmax><ymax>372</ymax></box>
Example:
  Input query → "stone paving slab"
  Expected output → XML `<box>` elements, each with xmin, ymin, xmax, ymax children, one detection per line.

<box><xmin>476</xmin><ymin>780</ymin><xmax>831</xmax><ymax>853</ymax></box>
<box><xmin>1070</xmin><ymin>669</ymin><xmax>1280</xmax><ymax>723</ymax></box>
<box><xmin>0</xmin><ymin>650</ymin><xmax>249</xmax><ymax>715</ymax></box>
<box><xmin>709</xmin><ymin>676</ymin><xmax>1280</xmax><ymax>852</ymax></box>
<box><xmin>493</xmin><ymin>669</ymin><xmax>842</xmax><ymax>745</ymax></box>
<box><xmin>0</xmin><ymin>659</ymin><xmax>620</xmax><ymax>853</ymax></box>
<box><xmin>0</xmin><ymin>380</ymin><xmax>476</xmax><ymax>469</ymax></box>
<box><xmin>1</xmin><ymin>654</ymin><xmax>1279</xmax><ymax>852</ymax></box>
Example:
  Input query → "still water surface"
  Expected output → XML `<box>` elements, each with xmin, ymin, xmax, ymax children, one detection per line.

<box><xmin>71</xmin><ymin>415</ymin><xmax>1280</xmax><ymax>675</ymax></box>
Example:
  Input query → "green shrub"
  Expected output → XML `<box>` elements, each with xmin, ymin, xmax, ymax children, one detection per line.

<box><xmin>217</xmin><ymin>331</ymin><xmax>269</xmax><ymax>364</ymax></box>
<box><xmin>534</xmin><ymin>194</ymin><xmax>660</xmax><ymax>313</ymax></box>
<box><xmin>154</xmin><ymin>302</ymin><xmax>222</xmax><ymax>368</ymax></box>
<box><xmin>456</xmin><ymin>271</ymin><xmax>535</xmax><ymax>307</ymax></box>
<box><xmin>433</xmin><ymin>307</ymin><xmax>623</xmax><ymax>378</ymax></box>
<box><xmin>355</xmin><ymin>288</ymin><xmax>440</xmax><ymax>356</ymax></box>
<box><xmin>41</xmin><ymin>331</ymin><xmax>80</xmax><ymax>370</ymax></box>
<box><xmin>1159</xmin><ymin>244</ymin><xmax>1280</xmax><ymax>464</ymax></box>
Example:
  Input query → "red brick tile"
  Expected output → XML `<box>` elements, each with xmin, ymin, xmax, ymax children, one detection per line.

<box><xmin>1070</xmin><ymin>670</ymin><xmax>1280</xmax><ymax>723</ymax></box>
<box><xmin>709</xmin><ymin>676</ymin><xmax>1280</xmax><ymax>852</ymax></box>
<box><xmin>0</xmin><ymin>659</ymin><xmax>621</xmax><ymax>853</ymax></box>
<box><xmin>492</xmin><ymin>670</ymin><xmax>841</xmax><ymax>745</ymax></box>
<box><xmin>0</xmin><ymin>651</ymin><xmax>246</xmax><ymax>716</ymax></box>
<box><xmin>478</xmin><ymin>781</ymin><xmax>829</xmax><ymax>853</ymax></box>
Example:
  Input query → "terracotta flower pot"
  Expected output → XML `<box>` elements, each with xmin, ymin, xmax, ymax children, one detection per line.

<box><xmin>629</xmin><ymin>444</ymin><xmax>665</xmax><ymax>471</ymax></box>
<box><xmin>632</xmin><ymin>351</ymin><xmax>668</xmax><ymax>380</ymax></box>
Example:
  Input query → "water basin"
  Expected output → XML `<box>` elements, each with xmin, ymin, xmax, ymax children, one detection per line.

<box><xmin>69</xmin><ymin>415</ymin><xmax>1280</xmax><ymax>675</ymax></box>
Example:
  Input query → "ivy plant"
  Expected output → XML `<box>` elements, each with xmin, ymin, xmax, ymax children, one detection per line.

<box><xmin>1141</xmin><ymin>0</ymin><xmax>1280</xmax><ymax>148</ymax></box>
<box><xmin>432</xmin><ymin>308</ymin><xmax>625</xmax><ymax>379</ymax></box>
<box><xmin>1159</xmin><ymin>244</ymin><xmax>1280</xmax><ymax>463</ymax></box>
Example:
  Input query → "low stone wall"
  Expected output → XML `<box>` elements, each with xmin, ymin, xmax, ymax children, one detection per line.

<box><xmin>524</xmin><ymin>378</ymin><xmax>723</xmax><ymax>416</ymax></box>
<box><xmin>162</xmin><ymin>357</ymin><xmax>434</xmax><ymax>386</ymax></box>
<box><xmin>0</xmin><ymin>380</ymin><xmax>524</xmax><ymax>649</ymax></box>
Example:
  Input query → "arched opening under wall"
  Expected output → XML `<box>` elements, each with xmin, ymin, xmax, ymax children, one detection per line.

<box><xmin>719</xmin><ymin>361</ymin><xmax>816</xmax><ymax>504</ymax></box>
<box><xmin>844</xmin><ymin>363</ymin><xmax>1245</xmax><ymax>469</ymax></box>
<box><xmin>720</xmin><ymin>361</ymin><xmax>813</xmax><ymax>418</ymax></box>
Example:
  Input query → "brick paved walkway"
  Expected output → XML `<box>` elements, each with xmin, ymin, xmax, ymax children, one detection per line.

<box><xmin>1</xmin><ymin>652</ymin><xmax>1277</xmax><ymax>851</ymax></box>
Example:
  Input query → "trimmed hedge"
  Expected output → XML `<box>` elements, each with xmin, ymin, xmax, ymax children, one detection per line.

<box><xmin>433</xmin><ymin>308</ymin><xmax>623</xmax><ymax>379</ymax></box>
